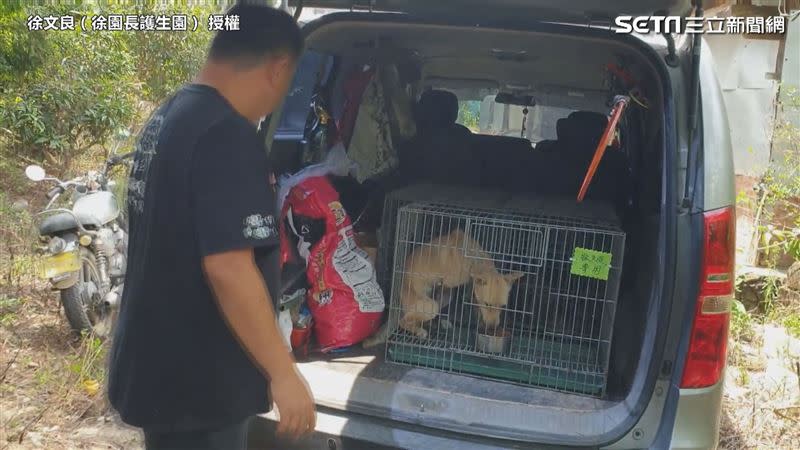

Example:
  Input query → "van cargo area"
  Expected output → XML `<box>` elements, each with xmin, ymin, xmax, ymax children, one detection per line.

<box><xmin>270</xmin><ymin>16</ymin><xmax>674</xmax><ymax>447</ymax></box>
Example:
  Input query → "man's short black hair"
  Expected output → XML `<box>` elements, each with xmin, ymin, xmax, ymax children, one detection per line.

<box><xmin>208</xmin><ymin>3</ymin><xmax>304</xmax><ymax>68</ymax></box>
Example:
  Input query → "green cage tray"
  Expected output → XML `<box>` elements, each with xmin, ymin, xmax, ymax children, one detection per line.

<box><xmin>388</xmin><ymin>327</ymin><xmax>607</xmax><ymax>396</ymax></box>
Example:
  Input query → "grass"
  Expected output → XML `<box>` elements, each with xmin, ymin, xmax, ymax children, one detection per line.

<box><xmin>735</xmin><ymin>365</ymin><xmax>750</xmax><ymax>386</ymax></box>
<box><xmin>763</xmin><ymin>287</ymin><xmax>800</xmax><ymax>339</ymax></box>
<box><xmin>71</xmin><ymin>332</ymin><xmax>108</xmax><ymax>389</ymax></box>
<box><xmin>728</xmin><ymin>299</ymin><xmax>758</xmax><ymax>368</ymax></box>
<box><xmin>762</xmin><ymin>276</ymin><xmax>781</xmax><ymax>316</ymax></box>
<box><xmin>730</xmin><ymin>299</ymin><xmax>756</xmax><ymax>342</ymax></box>
<box><xmin>784</xmin><ymin>313</ymin><xmax>800</xmax><ymax>338</ymax></box>
<box><xmin>0</xmin><ymin>312</ymin><xmax>17</xmax><ymax>326</ymax></box>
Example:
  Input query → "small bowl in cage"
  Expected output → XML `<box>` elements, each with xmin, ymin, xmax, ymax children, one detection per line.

<box><xmin>476</xmin><ymin>328</ymin><xmax>511</xmax><ymax>354</ymax></box>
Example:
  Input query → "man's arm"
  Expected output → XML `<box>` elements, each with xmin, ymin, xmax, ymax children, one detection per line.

<box><xmin>203</xmin><ymin>248</ymin><xmax>294</xmax><ymax>382</ymax></box>
<box><xmin>203</xmin><ymin>248</ymin><xmax>315</xmax><ymax>439</ymax></box>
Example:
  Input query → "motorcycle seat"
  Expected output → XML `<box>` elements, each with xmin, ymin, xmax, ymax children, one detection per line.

<box><xmin>38</xmin><ymin>212</ymin><xmax>99</xmax><ymax>235</ymax></box>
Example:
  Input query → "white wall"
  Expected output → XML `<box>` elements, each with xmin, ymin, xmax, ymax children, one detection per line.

<box><xmin>705</xmin><ymin>34</ymin><xmax>781</xmax><ymax>177</ymax></box>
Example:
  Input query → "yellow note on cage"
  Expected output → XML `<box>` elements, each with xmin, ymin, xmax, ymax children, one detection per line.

<box><xmin>570</xmin><ymin>248</ymin><xmax>612</xmax><ymax>281</ymax></box>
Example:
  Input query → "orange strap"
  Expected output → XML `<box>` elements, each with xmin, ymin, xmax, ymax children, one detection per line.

<box><xmin>577</xmin><ymin>96</ymin><xmax>630</xmax><ymax>202</ymax></box>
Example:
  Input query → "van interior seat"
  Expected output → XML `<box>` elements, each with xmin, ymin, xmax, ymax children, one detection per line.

<box><xmin>535</xmin><ymin>139</ymin><xmax>559</xmax><ymax>153</ymax></box>
<box><xmin>534</xmin><ymin>118</ymin><xmax>565</xmax><ymax>155</ymax></box>
<box><xmin>470</xmin><ymin>134</ymin><xmax>541</xmax><ymax>191</ymax></box>
<box><xmin>552</xmin><ymin>111</ymin><xmax>632</xmax><ymax>205</ymax></box>
<box><xmin>398</xmin><ymin>90</ymin><xmax>480</xmax><ymax>186</ymax></box>
<box><xmin>559</xmin><ymin>111</ymin><xmax>609</xmax><ymax>160</ymax></box>
<box><xmin>397</xmin><ymin>97</ymin><xmax>631</xmax><ymax>206</ymax></box>
<box><xmin>414</xmin><ymin>89</ymin><xmax>471</xmax><ymax>137</ymax></box>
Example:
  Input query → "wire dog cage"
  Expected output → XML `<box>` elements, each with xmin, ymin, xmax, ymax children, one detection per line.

<box><xmin>379</xmin><ymin>187</ymin><xmax>625</xmax><ymax>398</ymax></box>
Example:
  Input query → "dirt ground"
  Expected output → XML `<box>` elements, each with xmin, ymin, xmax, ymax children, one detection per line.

<box><xmin>718</xmin><ymin>320</ymin><xmax>800</xmax><ymax>450</ymax></box>
<box><xmin>0</xmin><ymin>281</ymin><xmax>142</xmax><ymax>449</ymax></box>
<box><xmin>1</xmin><ymin>269</ymin><xmax>799</xmax><ymax>449</ymax></box>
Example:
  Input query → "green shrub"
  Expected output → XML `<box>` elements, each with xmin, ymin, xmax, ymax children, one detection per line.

<box><xmin>758</xmin><ymin>88</ymin><xmax>800</xmax><ymax>266</ymax></box>
<box><xmin>0</xmin><ymin>5</ymin><xmax>138</xmax><ymax>168</ymax></box>
<box><xmin>784</xmin><ymin>313</ymin><xmax>800</xmax><ymax>338</ymax></box>
<box><xmin>457</xmin><ymin>101</ymin><xmax>481</xmax><ymax>132</ymax></box>
<box><xmin>126</xmin><ymin>5</ymin><xmax>216</xmax><ymax>102</ymax></box>
<box><xmin>0</xmin><ymin>3</ymin><xmax>219</xmax><ymax>171</ymax></box>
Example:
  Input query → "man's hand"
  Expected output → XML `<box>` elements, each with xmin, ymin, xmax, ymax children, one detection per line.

<box><xmin>270</xmin><ymin>368</ymin><xmax>316</xmax><ymax>440</ymax></box>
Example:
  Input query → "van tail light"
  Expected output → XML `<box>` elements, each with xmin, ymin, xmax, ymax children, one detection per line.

<box><xmin>680</xmin><ymin>206</ymin><xmax>735</xmax><ymax>389</ymax></box>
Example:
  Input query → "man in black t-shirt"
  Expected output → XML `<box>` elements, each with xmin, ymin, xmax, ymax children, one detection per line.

<box><xmin>108</xmin><ymin>5</ymin><xmax>314</xmax><ymax>448</ymax></box>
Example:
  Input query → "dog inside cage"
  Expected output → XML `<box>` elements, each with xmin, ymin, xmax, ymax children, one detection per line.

<box><xmin>380</xmin><ymin>199</ymin><xmax>625</xmax><ymax>397</ymax></box>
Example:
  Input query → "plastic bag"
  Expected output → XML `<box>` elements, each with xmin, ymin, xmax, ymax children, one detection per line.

<box><xmin>278</xmin><ymin>308</ymin><xmax>293</xmax><ymax>349</ymax></box>
<box><xmin>277</xmin><ymin>142</ymin><xmax>356</xmax><ymax>213</ymax></box>
<box><xmin>279</xmin><ymin>176</ymin><xmax>385</xmax><ymax>352</ymax></box>
<box><xmin>277</xmin><ymin>288</ymin><xmax>307</xmax><ymax>350</ymax></box>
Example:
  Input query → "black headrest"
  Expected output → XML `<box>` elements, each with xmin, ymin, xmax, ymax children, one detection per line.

<box><xmin>415</xmin><ymin>90</ymin><xmax>459</xmax><ymax>133</ymax></box>
<box><xmin>568</xmin><ymin>111</ymin><xmax>608</xmax><ymax>134</ymax></box>
<box><xmin>560</xmin><ymin>111</ymin><xmax>608</xmax><ymax>153</ymax></box>
<box><xmin>556</xmin><ymin>118</ymin><xmax>570</xmax><ymax>141</ymax></box>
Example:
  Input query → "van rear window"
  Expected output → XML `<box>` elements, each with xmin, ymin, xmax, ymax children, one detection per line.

<box><xmin>457</xmin><ymin>96</ymin><xmax>573</xmax><ymax>143</ymax></box>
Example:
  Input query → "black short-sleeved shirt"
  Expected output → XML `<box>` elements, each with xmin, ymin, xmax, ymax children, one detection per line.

<box><xmin>108</xmin><ymin>84</ymin><xmax>281</xmax><ymax>432</ymax></box>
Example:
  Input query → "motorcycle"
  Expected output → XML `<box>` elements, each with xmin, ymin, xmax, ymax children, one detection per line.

<box><xmin>25</xmin><ymin>133</ymin><xmax>133</xmax><ymax>337</ymax></box>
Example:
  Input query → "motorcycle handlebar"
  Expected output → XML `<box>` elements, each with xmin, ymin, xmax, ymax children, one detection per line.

<box><xmin>45</xmin><ymin>178</ymin><xmax>84</xmax><ymax>197</ymax></box>
<box><xmin>46</xmin><ymin>186</ymin><xmax>63</xmax><ymax>199</ymax></box>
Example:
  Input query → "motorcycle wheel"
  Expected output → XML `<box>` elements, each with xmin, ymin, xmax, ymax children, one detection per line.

<box><xmin>60</xmin><ymin>248</ymin><xmax>116</xmax><ymax>337</ymax></box>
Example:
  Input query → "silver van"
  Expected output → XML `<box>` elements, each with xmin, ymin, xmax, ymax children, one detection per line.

<box><xmin>255</xmin><ymin>2</ymin><xmax>735</xmax><ymax>449</ymax></box>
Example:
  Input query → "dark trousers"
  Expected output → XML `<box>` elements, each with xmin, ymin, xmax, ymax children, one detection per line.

<box><xmin>144</xmin><ymin>417</ymin><xmax>250</xmax><ymax>450</ymax></box>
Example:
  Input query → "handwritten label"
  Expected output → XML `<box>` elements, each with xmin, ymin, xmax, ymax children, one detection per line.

<box><xmin>570</xmin><ymin>248</ymin><xmax>612</xmax><ymax>281</ymax></box>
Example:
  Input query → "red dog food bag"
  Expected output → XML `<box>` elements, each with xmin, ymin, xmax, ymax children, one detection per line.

<box><xmin>279</xmin><ymin>176</ymin><xmax>385</xmax><ymax>352</ymax></box>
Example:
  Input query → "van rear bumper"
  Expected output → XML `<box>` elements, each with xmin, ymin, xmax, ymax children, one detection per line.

<box><xmin>249</xmin><ymin>379</ymin><xmax>723</xmax><ymax>450</ymax></box>
<box><xmin>250</xmin><ymin>407</ymin><xmax>559</xmax><ymax>450</ymax></box>
<box><xmin>668</xmin><ymin>380</ymin><xmax>724</xmax><ymax>450</ymax></box>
